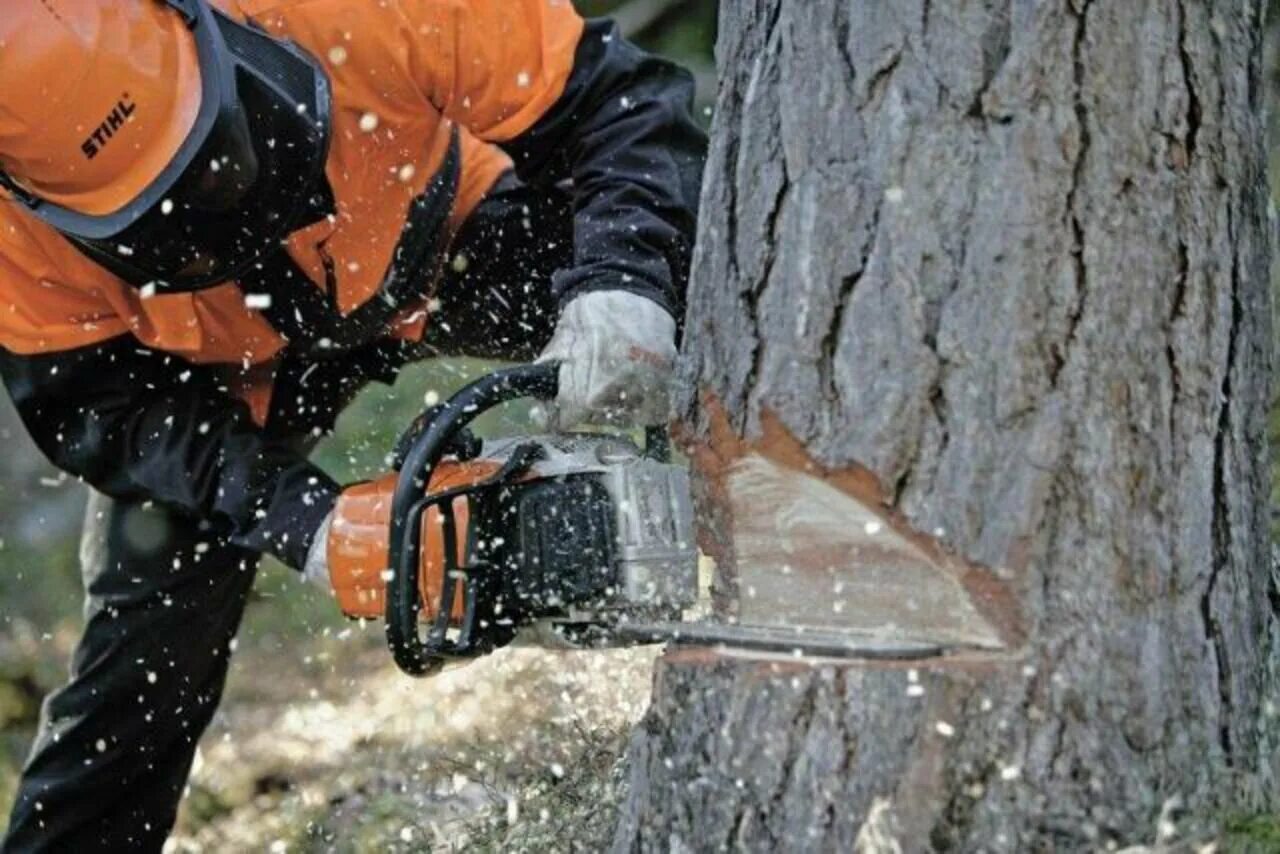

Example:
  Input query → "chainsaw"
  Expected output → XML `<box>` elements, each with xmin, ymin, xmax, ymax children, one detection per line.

<box><xmin>368</xmin><ymin>363</ymin><xmax>951</xmax><ymax>677</ymax></box>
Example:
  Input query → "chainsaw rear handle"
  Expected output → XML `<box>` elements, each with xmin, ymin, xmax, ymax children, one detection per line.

<box><xmin>387</xmin><ymin>363</ymin><xmax>556</xmax><ymax>675</ymax></box>
<box><xmin>385</xmin><ymin>362</ymin><xmax>670</xmax><ymax>676</ymax></box>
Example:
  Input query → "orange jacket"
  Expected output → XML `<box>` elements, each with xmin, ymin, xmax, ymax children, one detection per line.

<box><xmin>0</xmin><ymin>0</ymin><xmax>581</xmax><ymax>369</ymax></box>
<box><xmin>0</xmin><ymin>1</ymin><xmax>704</xmax><ymax>571</ymax></box>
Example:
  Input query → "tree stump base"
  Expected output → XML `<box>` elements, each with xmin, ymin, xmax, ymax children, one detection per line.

<box><xmin>613</xmin><ymin>649</ymin><xmax>1213</xmax><ymax>852</ymax></box>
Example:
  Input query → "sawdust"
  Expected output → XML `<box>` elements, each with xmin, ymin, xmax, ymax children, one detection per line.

<box><xmin>167</xmin><ymin>634</ymin><xmax>658</xmax><ymax>852</ymax></box>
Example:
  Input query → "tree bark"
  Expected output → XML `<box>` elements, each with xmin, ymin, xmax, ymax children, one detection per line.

<box><xmin>616</xmin><ymin>0</ymin><xmax>1280</xmax><ymax>850</ymax></box>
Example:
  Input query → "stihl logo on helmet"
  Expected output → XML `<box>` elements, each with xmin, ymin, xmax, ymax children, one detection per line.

<box><xmin>81</xmin><ymin>95</ymin><xmax>138</xmax><ymax>161</ymax></box>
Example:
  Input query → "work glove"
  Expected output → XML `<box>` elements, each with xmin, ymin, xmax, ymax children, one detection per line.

<box><xmin>303</xmin><ymin>412</ymin><xmax>486</xmax><ymax>613</ymax></box>
<box><xmin>302</xmin><ymin>481</ymin><xmax>394</xmax><ymax>616</ymax></box>
<box><xmin>302</xmin><ymin>472</ymin><xmax>473</xmax><ymax>622</ymax></box>
<box><xmin>535</xmin><ymin>290</ymin><xmax>677</xmax><ymax>429</ymax></box>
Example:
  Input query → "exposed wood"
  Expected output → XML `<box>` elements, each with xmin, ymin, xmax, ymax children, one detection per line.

<box><xmin>728</xmin><ymin>452</ymin><xmax>1003</xmax><ymax>649</ymax></box>
<box><xmin>616</xmin><ymin>0</ymin><xmax>1280</xmax><ymax>848</ymax></box>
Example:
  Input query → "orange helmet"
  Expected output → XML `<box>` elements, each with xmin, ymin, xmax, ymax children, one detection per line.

<box><xmin>0</xmin><ymin>0</ymin><xmax>333</xmax><ymax>291</ymax></box>
<box><xmin>0</xmin><ymin>0</ymin><xmax>202</xmax><ymax>216</ymax></box>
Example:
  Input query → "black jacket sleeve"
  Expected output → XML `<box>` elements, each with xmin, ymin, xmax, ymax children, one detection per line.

<box><xmin>500</xmin><ymin>19</ymin><xmax>707</xmax><ymax>319</ymax></box>
<box><xmin>0</xmin><ymin>338</ymin><xmax>339</xmax><ymax>570</ymax></box>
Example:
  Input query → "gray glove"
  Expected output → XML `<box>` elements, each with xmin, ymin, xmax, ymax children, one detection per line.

<box><xmin>536</xmin><ymin>290</ymin><xmax>677</xmax><ymax>429</ymax></box>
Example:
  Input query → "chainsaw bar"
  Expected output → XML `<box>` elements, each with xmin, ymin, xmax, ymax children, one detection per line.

<box><xmin>614</xmin><ymin>621</ymin><xmax>945</xmax><ymax>661</ymax></box>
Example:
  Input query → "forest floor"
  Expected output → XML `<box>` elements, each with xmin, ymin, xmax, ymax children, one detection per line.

<box><xmin>171</xmin><ymin>624</ymin><xmax>657</xmax><ymax>851</ymax></box>
<box><xmin>1</xmin><ymin>561</ymin><xmax>658</xmax><ymax>852</ymax></box>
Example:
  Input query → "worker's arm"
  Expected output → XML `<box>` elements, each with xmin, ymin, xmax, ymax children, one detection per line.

<box><xmin>0</xmin><ymin>337</ymin><xmax>338</xmax><ymax>570</ymax></box>
<box><xmin>407</xmin><ymin>1</ymin><xmax>704</xmax><ymax>426</ymax></box>
<box><xmin>500</xmin><ymin>17</ymin><xmax>705</xmax><ymax>316</ymax></box>
<box><xmin>410</xmin><ymin>3</ymin><xmax>706</xmax><ymax>316</ymax></box>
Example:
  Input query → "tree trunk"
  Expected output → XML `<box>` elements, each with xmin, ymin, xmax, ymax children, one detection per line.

<box><xmin>615</xmin><ymin>0</ymin><xmax>1280</xmax><ymax>850</ymax></box>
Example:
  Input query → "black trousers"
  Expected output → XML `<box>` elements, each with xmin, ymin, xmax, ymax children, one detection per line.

<box><xmin>2</xmin><ymin>175</ymin><xmax>572</xmax><ymax>852</ymax></box>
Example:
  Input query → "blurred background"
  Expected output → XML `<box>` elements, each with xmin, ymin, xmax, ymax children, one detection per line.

<box><xmin>2</xmin><ymin>1</ymin><xmax>1279</xmax><ymax>850</ymax></box>
<box><xmin>0</xmin><ymin>2</ymin><xmax>716</xmax><ymax>850</ymax></box>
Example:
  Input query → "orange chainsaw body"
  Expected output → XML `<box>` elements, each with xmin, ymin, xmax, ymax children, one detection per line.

<box><xmin>328</xmin><ymin>460</ymin><xmax>506</xmax><ymax>621</ymax></box>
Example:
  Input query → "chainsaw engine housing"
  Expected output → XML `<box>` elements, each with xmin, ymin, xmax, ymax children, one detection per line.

<box><xmin>397</xmin><ymin>433</ymin><xmax>696</xmax><ymax>666</ymax></box>
<box><xmin>473</xmin><ymin>435</ymin><xmax>697</xmax><ymax>625</ymax></box>
<box><xmin>384</xmin><ymin>363</ymin><xmax>698</xmax><ymax>676</ymax></box>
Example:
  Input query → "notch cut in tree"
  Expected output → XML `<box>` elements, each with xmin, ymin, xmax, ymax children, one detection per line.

<box><xmin>615</xmin><ymin>0</ymin><xmax>1280</xmax><ymax>850</ymax></box>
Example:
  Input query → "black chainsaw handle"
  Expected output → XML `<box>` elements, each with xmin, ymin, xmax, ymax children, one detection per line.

<box><xmin>387</xmin><ymin>363</ymin><xmax>559</xmax><ymax>676</ymax></box>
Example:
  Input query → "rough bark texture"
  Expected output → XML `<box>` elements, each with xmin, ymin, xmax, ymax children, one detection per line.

<box><xmin>616</xmin><ymin>0</ymin><xmax>1280</xmax><ymax>850</ymax></box>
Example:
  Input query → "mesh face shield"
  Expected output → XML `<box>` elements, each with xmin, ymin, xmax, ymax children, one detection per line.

<box><xmin>0</xmin><ymin>0</ymin><xmax>333</xmax><ymax>292</ymax></box>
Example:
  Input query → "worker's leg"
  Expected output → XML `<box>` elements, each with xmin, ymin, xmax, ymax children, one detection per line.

<box><xmin>424</xmin><ymin>172</ymin><xmax>575</xmax><ymax>360</ymax></box>
<box><xmin>3</xmin><ymin>491</ymin><xmax>259</xmax><ymax>853</ymax></box>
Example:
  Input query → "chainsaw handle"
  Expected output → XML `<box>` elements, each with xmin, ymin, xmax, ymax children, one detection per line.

<box><xmin>386</xmin><ymin>362</ymin><xmax>672</xmax><ymax>676</ymax></box>
<box><xmin>386</xmin><ymin>362</ymin><xmax>558</xmax><ymax>676</ymax></box>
